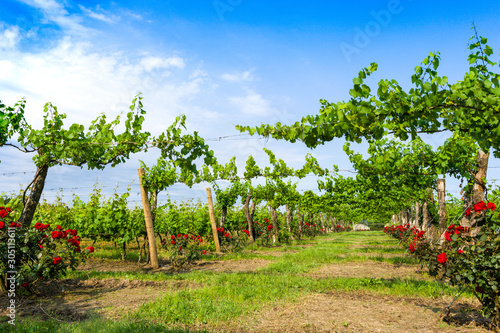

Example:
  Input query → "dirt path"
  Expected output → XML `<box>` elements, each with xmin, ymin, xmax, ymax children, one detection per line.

<box><xmin>221</xmin><ymin>292</ymin><xmax>489</xmax><ymax>333</ymax></box>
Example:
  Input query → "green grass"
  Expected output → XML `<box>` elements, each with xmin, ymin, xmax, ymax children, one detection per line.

<box><xmin>3</xmin><ymin>231</ymin><xmax>473</xmax><ymax>331</ymax></box>
<box><xmin>0</xmin><ymin>317</ymin><xmax>207</xmax><ymax>333</ymax></box>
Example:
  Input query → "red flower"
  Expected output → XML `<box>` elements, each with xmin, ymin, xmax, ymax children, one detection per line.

<box><xmin>171</xmin><ymin>235</ymin><xmax>175</xmax><ymax>240</ymax></box>
<box><xmin>10</xmin><ymin>222</ymin><xmax>21</xmax><ymax>228</ymax></box>
<box><xmin>172</xmin><ymin>240</ymin><xmax>176</xmax><ymax>245</ymax></box>
<box><xmin>53</xmin><ymin>257</ymin><xmax>62</xmax><ymax>265</ymax></box>
<box><xmin>179</xmin><ymin>246</ymin><xmax>182</xmax><ymax>251</ymax></box>
<box><xmin>21</xmin><ymin>282</ymin><xmax>29</xmax><ymax>288</ymax></box>
<box><xmin>202</xmin><ymin>250</ymin><xmax>207</xmax><ymax>255</ymax></box>
<box><xmin>56</xmin><ymin>225</ymin><xmax>63</xmax><ymax>230</ymax></box>
<box><xmin>6</xmin><ymin>207</ymin><xmax>11</xmax><ymax>213</ymax></box>
<box><xmin>444</xmin><ymin>231</ymin><xmax>452</xmax><ymax>242</ymax></box>
<box><xmin>409</xmin><ymin>243</ymin><xmax>415</xmax><ymax>252</ymax></box>
<box><xmin>0</xmin><ymin>221</ymin><xmax>4</xmax><ymax>229</ymax></box>
<box><xmin>466</xmin><ymin>208</ymin><xmax>471</xmax><ymax>216</ymax></box>
<box><xmin>86</xmin><ymin>246</ymin><xmax>94</xmax><ymax>253</ymax></box>
<box><xmin>487</xmin><ymin>202</ymin><xmax>496</xmax><ymax>211</ymax></box>
<box><xmin>67</xmin><ymin>238</ymin><xmax>80</xmax><ymax>246</ymax></box>
<box><xmin>437</xmin><ymin>253</ymin><xmax>447</xmax><ymax>264</ymax></box>
<box><xmin>39</xmin><ymin>245</ymin><xmax>43</xmax><ymax>249</ymax></box>
<box><xmin>458</xmin><ymin>250</ymin><xmax>464</xmax><ymax>254</ymax></box>
<box><xmin>474</xmin><ymin>201</ymin><xmax>488</xmax><ymax>213</ymax></box>
<box><xmin>177</xmin><ymin>233</ymin><xmax>181</xmax><ymax>238</ymax></box>
<box><xmin>447</xmin><ymin>224</ymin><xmax>455</xmax><ymax>230</ymax></box>
<box><xmin>66</xmin><ymin>229</ymin><xmax>77</xmax><ymax>237</ymax></box>
<box><xmin>0</xmin><ymin>209</ymin><xmax>8</xmax><ymax>218</ymax></box>
<box><xmin>51</xmin><ymin>230</ymin><xmax>64</xmax><ymax>239</ymax></box>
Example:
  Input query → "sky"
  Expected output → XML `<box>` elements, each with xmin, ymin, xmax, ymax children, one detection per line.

<box><xmin>1</xmin><ymin>0</ymin><xmax>500</xmax><ymax>208</ymax></box>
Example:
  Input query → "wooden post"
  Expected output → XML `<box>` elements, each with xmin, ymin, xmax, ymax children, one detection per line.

<box><xmin>137</xmin><ymin>168</ymin><xmax>159</xmax><ymax>269</ymax></box>
<box><xmin>206</xmin><ymin>187</ymin><xmax>222</xmax><ymax>253</ymax></box>
<box><xmin>414</xmin><ymin>202</ymin><xmax>420</xmax><ymax>229</ymax></box>
<box><xmin>437</xmin><ymin>178</ymin><xmax>447</xmax><ymax>236</ymax></box>
<box><xmin>422</xmin><ymin>188</ymin><xmax>434</xmax><ymax>234</ymax></box>
<box><xmin>462</xmin><ymin>150</ymin><xmax>489</xmax><ymax>235</ymax></box>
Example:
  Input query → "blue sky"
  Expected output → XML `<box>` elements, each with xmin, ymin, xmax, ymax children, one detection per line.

<box><xmin>1</xmin><ymin>0</ymin><xmax>500</xmax><ymax>207</ymax></box>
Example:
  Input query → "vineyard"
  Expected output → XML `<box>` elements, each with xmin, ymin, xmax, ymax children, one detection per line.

<box><xmin>1</xmin><ymin>30</ymin><xmax>500</xmax><ymax>332</ymax></box>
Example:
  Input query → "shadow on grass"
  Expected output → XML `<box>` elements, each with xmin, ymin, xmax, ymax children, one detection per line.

<box><xmin>0</xmin><ymin>317</ymin><xmax>209</xmax><ymax>333</ymax></box>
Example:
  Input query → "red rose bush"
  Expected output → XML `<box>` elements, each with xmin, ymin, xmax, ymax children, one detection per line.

<box><xmin>0</xmin><ymin>199</ymin><xmax>93</xmax><ymax>293</ymax></box>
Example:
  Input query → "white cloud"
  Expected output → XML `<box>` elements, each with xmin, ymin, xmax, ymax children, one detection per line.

<box><xmin>140</xmin><ymin>56</ymin><xmax>185</xmax><ymax>71</ymax></box>
<box><xmin>228</xmin><ymin>90</ymin><xmax>277</xmax><ymax>116</ymax></box>
<box><xmin>0</xmin><ymin>26</ymin><xmax>20</xmax><ymax>49</ymax></box>
<box><xmin>0</xmin><ymin>37</ymin><xmax>205</xmax><ymax>132</ymax></box>
<box><xmin>220</xmin><ymin>70</ymin><xmax>253</xmax><ymax>82</ymax></box>
<box><xmin>18</xmin><ymin>0</ymin><xmax>89</xmax><ymax>35</ymax></box>
<box><xmin>123</xmin><ymin>10</ymin><xmax>143</xmax><ymax>21</ymax></box>
<box><xmin>78</xmin><ymin>5</ymin><xmax>118</xmax><ymax>24</ymax></box>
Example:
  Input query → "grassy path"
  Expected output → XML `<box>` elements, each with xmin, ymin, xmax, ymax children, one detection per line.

<box><xmin>1</xmin><ymin>231</ymin><xmax>490</xmax><ymax>332</ymax></box>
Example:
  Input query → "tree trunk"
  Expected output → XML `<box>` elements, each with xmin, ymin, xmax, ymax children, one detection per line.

<box><xmin>121</xmin><ymin>242</ymin><xmax>127</xmax><ymax>261</ymax></box>
<box><xmin>463</xmin><ymin>150</ymin><xmax>489</xmax><ymax>236</ymax></box>
<box><xmin>270</xmin><ymin>206</ymin><xmax>278</xmax><ymax>243</ymax></box>
<box><xmin>19</xmin><ymin>163</ymin><xmax>49</xmax><ymax>227</ymax></box>
<box><xmin>319</xmin><ymin>214</ymin><xmax>325</xmax><ymax>231</ymax></box>
<box><xmin>437</xmin><ymin>179</ymin><xmax>447</xmax><ymax>236</ymax></box>
<box><xmin>244</xmin><ymin>194</ymin><xmax>255</xmax><ymax>243</ymax></box>
<box><xmin>219</xmin><ymin>206</ymin><xmax>228</xmax><ymax>229</ymax></box>
<box><xmin>297</xmin><ymin>207</ymin><xmax>303</xmax><ymax>239</ymax></box>
<box><xmin>285</xmin><ymin>205</ymin><xmax>292</xmax><ymax>233</ymax></box>
<box><xmin>145</xmin><ymin>235</ymin><xmax>150</xmax><ymax>264</ymax></box>
<box><xmin>150</xmin><ymin>191</ymin><xmax>158</xmax><ymax>224</ymax></box>
<box><xmin>422</xmin><ymin>188</ymin><xmax>434</xmax><ymax>233</ymax></box>
<box><xmin>0</xmin><ymin>276</ymin><xmax>7</xmax><ymax>295</ymax></box>
<box><xmin>137</xmin><ymin>237</ymin><xmax>143</xmax><ymax>263</ymax></box>
<box><xmin>414</xmin><ymin>202</ymin><xmax>420</xmax><ymax>229</ymax></box>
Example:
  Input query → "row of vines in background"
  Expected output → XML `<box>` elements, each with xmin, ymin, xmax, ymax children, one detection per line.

<box><xmin>30</xmin><ymin>186</ymin><xmax>352</xmax><ymax>260</ymax></box>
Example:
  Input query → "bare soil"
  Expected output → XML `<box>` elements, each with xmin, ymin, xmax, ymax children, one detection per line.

<box><xmin>220</xmin><ymin>292</ymin><xmax>490</xmax><ymax>333</ymax></box>
<box><xmin>307</xmin><ymin>261</ymin><xmax>432</xmax><ymax>280</ymax></box>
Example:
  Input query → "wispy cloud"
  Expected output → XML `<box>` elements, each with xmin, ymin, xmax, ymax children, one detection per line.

<box><xmin>220</xmin><ymin>70</ymin><xmax>253</xmax><ymax>82</ymax></box>
<box><xmin>140</xmin><ymin>56</ymin><xmax>185</xmax><ymax>71</ymax></box>
<box><xmin>122</xmin><ymin>10</ymin><xmax>143</xmax><ymax>21</ymax></box>
<box><xmin>17</xmin><ymin>0</ymin><xmax>89</xmax><ymax>35</ymax></box>
<box><xmin>228</xmin><ymin>90</ymin><xmax>276</xmax><ymax>116</ymax></box>
<box><xmin>78</xmin><ymin>5</ymin><xmax>118</xmax><ymax>24</ymax></box>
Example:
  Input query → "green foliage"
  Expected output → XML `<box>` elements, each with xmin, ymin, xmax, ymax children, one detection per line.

<box><xmin>0</xmin><ymin>99</ymin><xmax>26</xmax><ymax>149</ymax></box>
